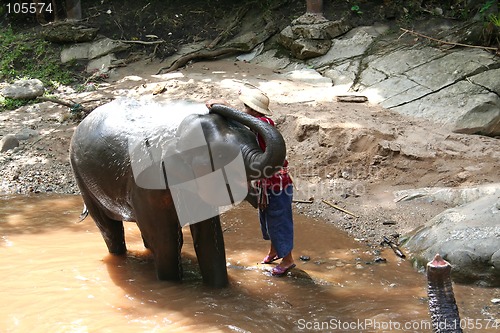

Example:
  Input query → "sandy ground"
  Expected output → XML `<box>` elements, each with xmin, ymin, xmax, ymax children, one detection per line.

<box><xmin>1</xmin><ymin>57</ymin><xmax>499</xmax><ymax>252</ymax></box>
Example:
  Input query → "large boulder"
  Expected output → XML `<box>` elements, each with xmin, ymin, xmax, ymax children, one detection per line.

<box><xmin>61</xmin><ymin>37</ymin><xmax>130</xmax><ymax>63</ymax></box>
<box><xmin>0</xmin><ymin>135</ymin><xmax>20</xmax><ymax>153</ymax></box>
<box><xmin>1</xmin><ymin>79</ymin><xmax>44</xmax><ymax>100</ymax></box>
<box><xmin>278</xmin><ymin>14</ymin><xmax>350</xmax><ymax>60</ymax></box>
<box><xmin>42</xmin><ymin>22</ymin><xmax>98</xmax><ymax>43</ymax></box>
<box><xmin>403</xmin><ymin>187</ymin><xmax>500</xmax><ymax>286</ymax></box>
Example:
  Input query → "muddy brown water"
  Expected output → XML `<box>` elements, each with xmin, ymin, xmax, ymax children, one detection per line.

<box><xmin>1</xmin><ymin>195</ymin><xmax>498</xmax><ymax>332</ymax></box>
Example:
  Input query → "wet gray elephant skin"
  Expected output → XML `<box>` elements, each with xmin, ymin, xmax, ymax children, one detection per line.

<box><xmin>427</xmin><ymin>254</ymin><xmax>462</xmax><ymax>333</ymax></box>
<box><xmin>69</xmin><ymin>99</ymin><xmax>286</xmax><ymax>288</ymax></box>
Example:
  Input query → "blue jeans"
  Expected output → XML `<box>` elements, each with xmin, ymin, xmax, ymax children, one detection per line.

<box><xmin>259</xmin><ymin>185</ymin><xmax>294</xmax><ymax>258</ymax></box>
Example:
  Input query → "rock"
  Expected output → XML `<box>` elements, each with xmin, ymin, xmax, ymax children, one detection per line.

<box><xmin>294</xmin><ymin>117</ymin><xmax>320</xmax><ymax>141</ymax></box>
<box><xmin>88</xmin><ymin>37</ymin><xmax>130</xmax><ymax>59</ymax></box>
<box><xmin>61</xmin><ymin>43</ymin><xmax>92</xmax><ymax>63</ymax></box>
<box><xmin>278</xmin><ymin>19</ymin><xmax>500</xmax><ymax>138</ymax></box>
<box><xmin>349</xmin><ymin>44</ymin><xmax>500</xmax><ymax>137</ymax></box>
<box><xmin>61</xmin><ymin>37</ymin><xmax>130</xmax><ymax>63</ymax></box>
<box><xmin>15</xmin><ymin>128</ymin><xmax>39</xmax><ymax>141</ymax></box>
<box><xmin>86</xmin><ymin>53</ymin><xmax>117</xmax><ymax>73</ymax></box>
<box><xmin>42</xmin><ymin>22</ymin><xmax>98</xmax><ymax>43</ymax></box>
<box><xmin>278</xmin><ymin>16</ymin><xmax>350</xmax><ymax>60</ymax></box>
<box><xmin>290</xmin><ymin>38</ymin><xmax>332</xmax><ymax>60</ymax></box>
<box><xmin>1</xmin><ymin>79</ymin><xmax>44</xmax><ymax>100</ymax></box>
<box><xmin>403</xmin><ymin>193</ymin><xmax>500</xmax><ymax>286</ymax></box>
<box><xmin>291</xmin><ymin>18</ymin><xmax>351</xmax><ymax>40</ymax></box>
<box><xmin>283</xmin><ymin>68</ymin><xmax>332</xmax><ymax>86</ymax></box>
<box><xmin>309</xmin><ymin>25</ymin><xmax>389</xmax><ymax>68</ymax></box>
<box><xmin>394</xmin><ymin>184</ymin><xmax>500</xmax><ymax>206</ymax></box>
<box><xmin>0</xmin><ymin>135</ymin><xmax>20</xmax><ymax>152</ymax></box>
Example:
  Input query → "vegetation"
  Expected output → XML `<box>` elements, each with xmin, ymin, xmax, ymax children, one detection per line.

<box><xmin>0</xmin><ymin>26</ymin><xmax>79</xmax><ymax>110</ymax></box>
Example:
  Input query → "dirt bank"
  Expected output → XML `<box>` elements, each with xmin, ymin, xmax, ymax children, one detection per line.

<box><xmin>1</xmin><ymin>58</ymin><xmax>499</xmax><ymax>253</ymax></box>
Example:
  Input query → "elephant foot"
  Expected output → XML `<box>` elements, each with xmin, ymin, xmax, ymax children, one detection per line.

<box><xmin>103</xmin><ymin>234</ymin><xmax>127</xmax><ymax>255</ymax></box>
<box><xmin>108</xmin><ymin>246</ymin><xmax>127</xmax><ymax>256</ymax></box>
<box><xmin>155</xmin><ymin>256</ymin><xmax>183</xmax><ymax>281</ymax></box>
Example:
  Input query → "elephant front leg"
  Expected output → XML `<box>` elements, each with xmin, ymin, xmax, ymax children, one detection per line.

<box><xmin>150</xmin><ymin>222</ymin><xmax>184</xmax><ymax>281</ymax></box>
<box><xmin>190</xmin><ymin>216</ymin><xmax>228</xmax><ymax>288</ymax></box>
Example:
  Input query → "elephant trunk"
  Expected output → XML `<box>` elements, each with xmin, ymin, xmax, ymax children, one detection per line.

<box><xmin>427</xmin><ymin>254</ymin><xmax>463</xmax><ymax>333</ymax></box>
<box><xmin>209</xmin><ymin>104</ymin><xmax>286</xmax><ymax>179</ymax></box>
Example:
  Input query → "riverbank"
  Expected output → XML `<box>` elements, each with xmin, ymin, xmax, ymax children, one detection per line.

<box><xmin>1</xmin><ymin>57</ymin><xmax>499</xmax><ymax>252</ymax></box>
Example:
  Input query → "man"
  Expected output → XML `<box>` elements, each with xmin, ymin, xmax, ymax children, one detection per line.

<box><xmin>206</xmin><ymin>86</ymin><xmax>295</xmax><ymax>276</ymax></box>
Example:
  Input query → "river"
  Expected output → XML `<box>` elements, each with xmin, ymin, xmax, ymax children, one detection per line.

<box><xmin>0</xmin><ymin>195</ymin><xmax>498</xmax><ymax>332</ymax></box>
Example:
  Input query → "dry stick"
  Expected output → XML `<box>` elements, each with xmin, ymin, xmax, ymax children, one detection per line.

<box><xmin>322</xmin><ymin>200</ymin><xmax>359</xmax><ymax>218</ymax></box>
<box><xmin>399</xmin><ymin>28</ymin><xmax>500</xmax><ymax>53</ymax></box>
<box><xmin>37</xmin><ymin>96</ymin><xmax>105</xmax><ymax>114</ymax></box>
<box><xmin>121</xmin><ymin>40</ymin><xmax>165</xmax><ymax>45</ymax></box>
<box><xmin>37</xmin><ymin>96</ymin><xmax>76</xmax><ymax>108</ymax></box>
<box><xmin>292</xmin><ymin>199</ymin><xmax>314</xmax><ymax>204</ymax></box>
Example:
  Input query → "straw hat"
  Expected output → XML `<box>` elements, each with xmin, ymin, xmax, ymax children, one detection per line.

<box><xmin>238</xmin><ymin>86</ymin><xmax>272</xmax><ymax>116</ymax></box>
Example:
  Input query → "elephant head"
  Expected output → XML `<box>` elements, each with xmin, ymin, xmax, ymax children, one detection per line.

<box><xmin>70</xmin><ymin>98</ymin><xmax>287</xmax><ymax>288</ymax></box>
<box><xmin>209</xmin><ymin>104</ymin><xmax>286</xmax><ymax>180</ymax></box>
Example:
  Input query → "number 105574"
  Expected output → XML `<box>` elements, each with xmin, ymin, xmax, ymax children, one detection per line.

<box><xmin>6</xmin><ymin>2</ymin><xmax>53</xmax><ymax>14</ymax></box>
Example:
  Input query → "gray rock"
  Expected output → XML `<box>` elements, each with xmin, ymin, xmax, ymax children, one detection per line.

<box><xmin>290</xmin><ymin>38</ymin><xmax>332</xmax><ymax>60</ymax></box>
<box><xmin>61</xmin><ymin>43</ymin><xmax>91</xmax><ymax>63</ymax></box>
<box><xmin>283</xmin><ymin>68</ymin><xmax>332</xmax><ymax>86</ymax></box>
<box><xmin>256</xmin><ymin>21</ymin><xmax>500</xmax><ymax>136</ymax></box>
<box><xmin>61</xmin><ymin>37</ymin><xmax>129</xmax><ymax>64</ymax></box>
<box><xmin>1</xmin><ymin>79</ymin><xmax>44</xmax><ymax>100</ymax></box>
<box><xmin>403</xmin><ymin>193</ymin><xmax>500</xmax><ymax>286</ymax></box>
<box><xmin>42</xmin><ymin>23</ymin><xmax>98</xmax><ymax>43</ymax></box>
<box><xmin>86</xmin><ymin>53</ymin><xmax>117</xmax><ymax>73</ymax></box>
<box><xmin>88</xmin><ymin>37</ymin><xmax>130</xmax><ymax>59</ymax></box>
<box><xmin>292</xmin><ymin>19</ymin><xmax>351</xmax><ymax>40</ymax></box>
<box><xmin>0</xmin><ymin>135</ymin><xmax>20</xmax><ymax>152</ymax></box>
<box><xmin>15</xmin><ymin>128</ymin><xmax>39</xmax><ymax>141</ymax></box>
<box><xmin>309</xmin><ymin>25</ymin><xmax>387</xmax><ymax>68</ymax></box>
<box><xmin>278</xmin><ymin>16</ymin><xmax>351</xmax><ymax>61</ymax></box>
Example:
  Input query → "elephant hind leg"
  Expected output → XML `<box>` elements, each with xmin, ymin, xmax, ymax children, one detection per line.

<box><xmin>74</xmin><ymin>175</ymin><xmax>126</xmax><ymax>254</ymax></box>
<box><xmin>85</xmin><ymin>197</ymin><xmax>126</xmax><ymax>255</ymax></box>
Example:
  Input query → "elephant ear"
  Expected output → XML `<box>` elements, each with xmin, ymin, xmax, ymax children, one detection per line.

<box><xmin>163</xmin><ymin>115</ymin><xmax>249</xmax><ymax>226</ymax></box>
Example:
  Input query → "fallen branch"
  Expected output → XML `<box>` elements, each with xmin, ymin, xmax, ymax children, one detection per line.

<box><xmin>121</xmin><ymin>40</ymin><xmax>165</xmax><ymax>45</ymax></box>
<box><xmin>399</xmin><ymin>28</ymin><xmax>499</xmax><ymax>53</ymax></box>
<box><xmin>381</xmin><ymin>236</ymin><xmax>406</xmax><ymax>259</ymax></box>
<box><xmin>157</xmin><ymin>21</ymin><xmax>277</xmax><ymax>74</ymax></box>
<box><xmin>37</xmin><ymin>96</ymin><xmax>103</xmax><ymax>115</ymax></box>
<box><xmin>156</xmin><ymin>47</ymin><xmax>243</xmax><ymax>74</ymax></box>
<box><xmin>38</xmin><ymin>96</ymin><xmax>76</xmax><ymax>108</ymax></box>
<box><xmin>322</xmin><ymin>199</ymin><xmax>359</xmax><ymax>218</ymax></box>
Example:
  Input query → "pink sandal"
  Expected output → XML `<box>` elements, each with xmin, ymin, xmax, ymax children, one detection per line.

<box><xmin>272</xmin><ymin>263</ymin><xmax>296</xmax><ymax>276</ymax></box>
<box><xmin>261</xmin><ymin>254</ymin><xmax>280</xmax><ymax>264</ymax></box>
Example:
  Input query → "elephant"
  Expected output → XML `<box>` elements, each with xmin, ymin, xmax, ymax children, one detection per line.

<box><xmin>69</xmin><ymin>98</ymin><xmax>286</xmax><ymax>288</ymax></box>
